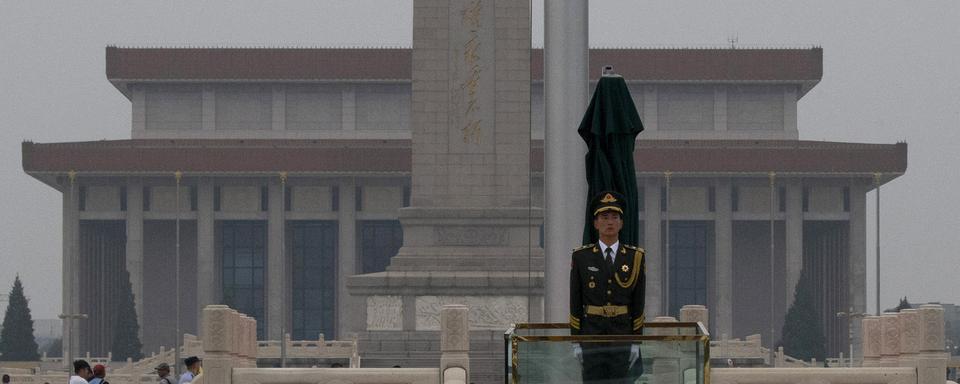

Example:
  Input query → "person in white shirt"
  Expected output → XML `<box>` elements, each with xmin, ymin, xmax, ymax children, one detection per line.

<box><xmin>178</xmin><ymin>356</ymin><xmax>201</xmax><ymax>384</ymax></box>
<box><xmin>69</xmin><ymin>360</ymin><xmax>92</xmax><ymax>384</ymax></box>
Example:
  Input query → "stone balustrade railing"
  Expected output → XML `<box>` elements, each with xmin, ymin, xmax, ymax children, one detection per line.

<box><xmin>255</xmin><ymin>334</ymin><xmax>358</xmax><ymax>364</ymax></box>
<box><xmin>189</xmin><ymin>304</ymin><xmax>470</xmax><ymax>384</ymax></box>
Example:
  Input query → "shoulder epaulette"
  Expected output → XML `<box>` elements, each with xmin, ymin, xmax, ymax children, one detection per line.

<box><xmin>623</xmin><ymin>244</ymin><xmax>645</xmax><ymax>253</ymax></box>
<box><xmin>572</xmin><ymin>244</ymin><xmax>595</xmax><ymax>252</ymax></box>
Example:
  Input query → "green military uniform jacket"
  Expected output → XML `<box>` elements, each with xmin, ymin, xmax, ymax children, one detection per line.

<box><xmin>569</xmin><ymin>243</ymin><xmax>646</xmax><ymax>335</ymax></box>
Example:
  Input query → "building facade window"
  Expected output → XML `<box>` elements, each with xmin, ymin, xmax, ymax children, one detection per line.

<box><xmin>289</xmin><ymin>221</ymin><xmax>338</xmax><ymax>340</ymax></box>
<box><xmin>668</xmin><ymin>222</ymin><xmax>710</xmax><ymax>317</ymax></box>
<box><xmin>219</xmin><ymin>221</ymin><xmax>266</xmax><ymax>338</ymax></box>
<box><xmin>358</xmin><ymin>220</ymin><xmax>403</xmax><ymax>274</ymax></box>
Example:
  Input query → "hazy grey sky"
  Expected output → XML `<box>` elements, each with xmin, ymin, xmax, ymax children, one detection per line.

<box><xmin>1</xmin><ymin>1</ymin><xmax>957</xmax><ymax>319</ymax></box>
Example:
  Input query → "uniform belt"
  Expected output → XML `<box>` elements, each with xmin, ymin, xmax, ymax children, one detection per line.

<box><xmin>585</xmin><ymin>305</ymin><xmax>629</xmax><ymax>317</ymax></box>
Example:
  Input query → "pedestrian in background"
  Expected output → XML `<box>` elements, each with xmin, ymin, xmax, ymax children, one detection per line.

<box><xmin>153</xmin><ymin>363</ymin><xmax>174</xmax><ymax>384</ymax></box>
<box><xmin>88</xmin><ymin>365</ymin><xmax>108</xmax><ymax>384</ymax></box>
<box><xmin>178</xmin><ymin>356</ymin><xmax>201</xmax><ymax>384</ymax></box>
<box><xmin>70</xmin><ymin>360</ymin><xmax>91</xmax><ymax>384</ymax></box>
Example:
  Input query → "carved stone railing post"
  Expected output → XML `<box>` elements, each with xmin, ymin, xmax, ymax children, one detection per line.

<box><xmin>248</xmin><ymin>317</ymin><xmax>257</xmax><ymax>367</ymax></box>
<box><xmin>880</xmin><ymin>312</ymin><xmax>901</xmax><ymax>366</ymax></box>
<box><xmin>651</xmin><ymin>316</ymin><xmax>680</xmax><ymax>384</ymax></box>
<box><xmin>678</xmin><ymin>306</ymin><xmax>707</xmax><ymax>375</ymax></box>
<box><xmin>201</xmin><ymin>305</ymin><xmax>237</xmax><ymax>384</ymax></box>
<box><xmin>898</xmin><ymin>309</ymin><xmax>920</xmax><ymax>366</ymax></box>
<box><xmin>861</xmin><ymin>316</ymin><xmax>881</xmax><ymax>367</ymax></box>
<box><xmin>440</xmin><ymin>304</ymin><xmax>470</xmax><ymax>383</ymax></box>
<box><xmin>679</xmin><ymin>305</ymin><xmax>709</xmax><ymax>331</ymax></box>
<box><xmin>916</xmin><ymin>304</ymin><xmax>948</xmax><ymax>384</ymax></box>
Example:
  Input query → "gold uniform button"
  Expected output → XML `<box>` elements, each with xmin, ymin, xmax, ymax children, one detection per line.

<box><xmin>606</xmin><ymin>290</ymin><xmax>612</xmax><ymax>295</ymax></box>
<box><xmin>607</xmin><ymin>279</ymin><xmax>612</xmax><ymax>283</ymax></box>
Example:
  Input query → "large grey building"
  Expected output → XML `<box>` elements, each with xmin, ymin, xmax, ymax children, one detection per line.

<box><xmin>23</xmin><ymin>41</ymin><xmax>905</xmax><ymax>367</ymax></box>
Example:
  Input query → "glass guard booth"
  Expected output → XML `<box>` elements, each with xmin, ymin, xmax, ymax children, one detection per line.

<box><xmin>505</xmin><ymin>322</ymin><xmax>710</xmax><ymax>384</ymax></box>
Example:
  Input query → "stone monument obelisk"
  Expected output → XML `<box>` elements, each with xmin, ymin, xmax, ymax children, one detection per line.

<box><xmin>347</xmin><ymin>0</ymin><xmax>542</xmax><ymax>380</ymax></box>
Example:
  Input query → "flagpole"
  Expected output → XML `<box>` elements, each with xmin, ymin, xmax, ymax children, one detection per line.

<box><xmin>175</xmin><ymin>171</ymin><xmax>182</xmax><ymax>377</ymax></box>
<box><xmin>543</xmin><ymin>0</ymin><xmax>589</xmax><ymax>323</ymax></box>
<box><xmin>874</xmin><ymin>172</ymin><xmax>881</xmax><ymax>315</ymax></box>
<box><xmin>769</xmin><ymin>171</ymin><xmax>776</xmax><ymax>361</ymax></box>
<box><xmin>663</xmin><ymin>171</ymin><xmax>672</xmax><ymax>316</ymax></box>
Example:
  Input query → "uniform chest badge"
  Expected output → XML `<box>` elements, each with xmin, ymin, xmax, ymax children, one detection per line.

<box><xmin>621</xmin><ymin>265</ymin><xmax>629</xmax><ymax>272</ymax></box>
<box><xmin>588</xmin><ymin>281</ymin><xmax>596</xmax><ymax>288</ymax></box>
<box><xmin>588</xmin><ymin>266</ymin><xmax>599</xmax><ymax>272</ymax></box>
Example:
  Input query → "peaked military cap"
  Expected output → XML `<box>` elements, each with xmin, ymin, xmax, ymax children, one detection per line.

<box><xmin>591</xmin><ymin>190</ymin><xmax>625</xmax><ymax>217</ymax></box>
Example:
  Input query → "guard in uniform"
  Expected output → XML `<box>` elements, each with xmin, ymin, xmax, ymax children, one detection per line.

<box><xmin>570</xmin><ymin>191</ymin><xmax>646</xmax><ymax>383</ymax></box>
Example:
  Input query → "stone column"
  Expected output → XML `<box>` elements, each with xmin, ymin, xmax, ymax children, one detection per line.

<box><xmin>714</xmin><ymin>179</ymin><xmax>732</xmax><ymax>337</ymax></box>
<box><xmin>917</xmin><ymin>304</ymin><xmax>947</xmax><ymax>384</ymax></box>
<box><xmin>125</xmin><ymin>178</ymin><xmax>145</xmax><ymax>339</ymax></box>
<box><xmin>271</xmin><ymin>86</ymin><xmax>285</xmax><ymax>132</ymax></box>
<box><xmin>62</xmin><ymin>179</ymin><xmax>81</xmax><ymax>362</ymax></box>
<box><xmin>784</xmin><ymin>179</ymin><xmax>803</xmax><ymax>308</ymax></box>
<box><xmin>544</xmin><ymin>0</ymin><xmax>589</xmax><ymax>323</ymax></box>
<box><xmin>202</xmin><ymin>86</ymin><xmax>215</xmax><ymax>131</ymax></box>
<box><xmin>643</xmin><ymin>177</ymin><xmax>663</xmax><ymax>318</ymax></box>
<box><xmin>899</xmin><ymin>309</ymin><xmax>920</xmax><ymax>366</ymax></box>
<box><xmin>131</xmin><ymin>86</ymin><xmax>146</xmax><ymax>136</ymax></box>
<box><xmin>201</xmin><ymin>305</ymin><xmax>235</xmax><ymax>384</ymax></box>
<box><xmin>848</xmin><ymin>182</ymin><xmax>868</xmax><ymax>357</ymax></box>
<box><xmin>861</xmin><ymin>316</ymin><xmax>881</xmax><ymax>367</ymax></box>
<box><xmin>267</xmin><ymin>180</ymin><xmax>284</xmax><ymax>340</ymax></box>
<box><xmin>783</xmin><ymin>87</ymin><xmax>798</xmax><ymax>136</ymax></box>
<box><xmin>342</xmin><ymin>87</ymin><xmax>356</xmax><ymax>131</ymax></box>
<box><xmin>337</xmin><ymin>179</ymin><xmax>359</xmax><ymax>337</ymax></box>
<box><xmin>880</xmin><ymin>312</ymin><xmax>901</xmax><ymax>366</ymax></box>
<box><xmin>713</xmin><ymin>87</ymin><xmax>727</xmax><ymax>132</ymax></box>
<box><xmin>642</xmin><ymin>86</ymin><xmax>658</xmax><ymax>133</ymax></box>
<box><xmin>440</xmin><ymin>305</ymin><xmax>470</xmax><ymax>378</ymax></box>
<box><xmin>196</xmin><ymin>179</ymin><xmax>216</xmax><ymax>327</ymax></box>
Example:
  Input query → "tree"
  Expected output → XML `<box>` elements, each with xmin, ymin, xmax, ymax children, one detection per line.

<box><xmin>780</xmin><ymin>269</ymin><xmax>826</xmax><ymax>361</ymax></box>
<box><xmin>0</xmin><ymin>275</ymin><xmax>40</xmax><ymax>361</ymax></box>
<box><xmin>111</xmin><ymin>269</ymin><xmax>143</xmax><ymax>361</ymax></box>
<box><xmin>894</xmin><ymin>296</ymin><xmax>912</xmax><ymax>312</ymax></box>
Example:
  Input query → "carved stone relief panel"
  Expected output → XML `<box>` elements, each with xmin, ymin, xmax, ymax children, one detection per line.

<box><xmin>416</xmin><ymin>295</ymin><xmax>527</xmax><ymax>330</ymax></box>
<box><xmin>366</xmin><ymin>295</ymin><xmax>403</xmax><ymax>331</ymax></box>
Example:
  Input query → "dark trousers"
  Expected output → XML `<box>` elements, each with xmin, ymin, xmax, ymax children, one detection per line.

<box><xmin>581</xmin><ymin>342</ymin><xmax>630</xmax><ymax>383</ymax></box>
<box><xmin>579</xmin><ymin>315</ymin><xmax>642</xmax><ymax>384</ymax></box>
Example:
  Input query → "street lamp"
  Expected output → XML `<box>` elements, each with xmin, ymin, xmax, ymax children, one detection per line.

<box><xmin>58</xmin><ymin>313</ymin><xmax>88</xmax><ymax>373</ymax></box>
<box><xmin>837</xmin><ymin>307</ymin><xmax>866</xmax><ymax>367</ymax></box>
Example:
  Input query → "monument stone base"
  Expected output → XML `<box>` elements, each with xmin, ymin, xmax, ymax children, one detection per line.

<box><xmin>347</xmin><ymin>207</ymin><xmax>544</xmax><ymax>384</ymax></box>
